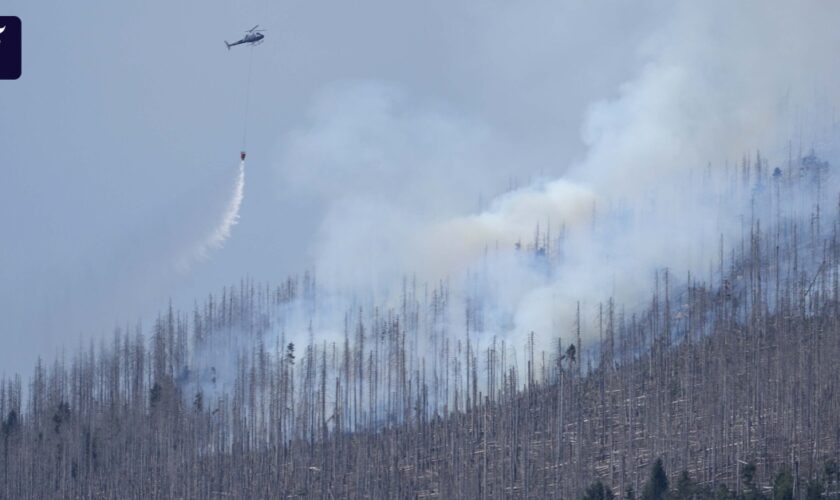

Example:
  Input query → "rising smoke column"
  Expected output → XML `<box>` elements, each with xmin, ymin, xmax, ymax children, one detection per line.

<box><xmin>277</xmin><ymin>0</ymin><xmax>840</xmax><ymax>362</ymax></box>
<box><xmin>411</xmin><ymin>0</ymin><xmax>840</xmax><ymax>354</ymax></box>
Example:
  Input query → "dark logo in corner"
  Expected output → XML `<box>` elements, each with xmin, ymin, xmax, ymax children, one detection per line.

<box><xmin>0</xmin><ymin>16</ymin><xmax>21</xmax><ymax>80</ymax></box>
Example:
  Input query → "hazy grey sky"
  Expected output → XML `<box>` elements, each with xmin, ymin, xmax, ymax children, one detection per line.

<box><xmin>0</xmin><ymin>0</ymin><xmax>669</xmax><ymax>374</ymax></box>
<box><xmin>14</xmin><ymin>0</ymin><xmax>840</xmax><ymax>380</ymax></box>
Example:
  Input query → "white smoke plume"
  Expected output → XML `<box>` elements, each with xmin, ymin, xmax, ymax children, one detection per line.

<box><xmin>275</xmin><ymin>0</ymin><xmax>840</xmax><ymax>360</ymax></box>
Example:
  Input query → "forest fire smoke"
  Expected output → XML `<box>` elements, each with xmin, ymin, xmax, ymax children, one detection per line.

<box><xmin>276</xmin><ymin>0</ymin><xmax>840</xmax><ymax>362</ymax></box>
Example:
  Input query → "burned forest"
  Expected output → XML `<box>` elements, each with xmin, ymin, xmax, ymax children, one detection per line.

<box><xmin>2</xmin><ymin>153</ymin><xmax>840</xmax><ymax>498</ymax></box>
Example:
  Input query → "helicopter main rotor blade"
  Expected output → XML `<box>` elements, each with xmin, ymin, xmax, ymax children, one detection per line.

<box><xmin>247</xmin><ymin>24</ymin><xmax>259</xmax><ymax>32</ymax></box>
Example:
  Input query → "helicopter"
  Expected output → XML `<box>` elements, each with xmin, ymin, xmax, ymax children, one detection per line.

<box><xmin>225</xmin><ymin>25</ymin><xmax>266</xmax><ymax>50</ymax></box>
